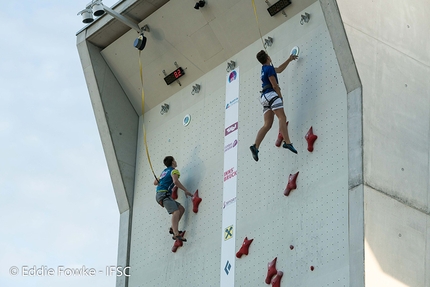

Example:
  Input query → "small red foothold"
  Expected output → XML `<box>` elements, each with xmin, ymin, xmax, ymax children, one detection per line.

<box><xmin>236</xmin><ymin>237</ymin><xmax>254</xmax><ymax>258</ymax></box>
<box><xmin>271</xmin><ymin>271</ymin><xmax>283</xmax><ymax>287</ymax></box>
<box><xmin>289</xmin><ymin>245</ymin><xmax>294</xmax><ymax>250</ymax></box>
<box><xmin>310</xmin><ymin>266</ymin><xmax>315</xmax><ymax>271</ymax></box>
<box><xmin>265</xmin><ymin>257</ymin><xmax>277</xmax><ymax>284</ymax></box>
<box><xmin>192</xmin><ymin>189</ymin><xmax>202</xmax><ymax>213</ymax></box>
<box><xmin>275</xmin><ymin>122</ymin><xmax>288</xmax><ymax>147</ymax></box>
<box><xmin>171</xmin><ymin>230</ymin><xmax>186</xmax><ymax>253</ymax></box>
<box><xmin>284</xmin><ymin>171</ymin><xmax>299</xmax><ymax>196</ymax></box>
<box><xmin>305</xmin><ymin>126</ymin><xmax>318</xmax><ymax>152</ymax></box>
<box><xmin>171</xmin><ymin>186</ymin><xmax>178</xmax><ymax>199</ymax></box>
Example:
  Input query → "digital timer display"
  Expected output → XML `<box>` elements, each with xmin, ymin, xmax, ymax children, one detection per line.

<box><xmin>267</xmin><ymin>0</ymin><xmax>291</xmax><ymax>17</ymax></box>
<box><xmin>164</xmin><ymin>67</ymin><xmax>185</xmax><ymax>85</ymax></box>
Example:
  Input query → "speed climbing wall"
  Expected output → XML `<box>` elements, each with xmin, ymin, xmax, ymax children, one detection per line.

<box><xmin>129</xmin><ymin>2</ymin><xmax>355</xmax><ymax>286</ymax></box>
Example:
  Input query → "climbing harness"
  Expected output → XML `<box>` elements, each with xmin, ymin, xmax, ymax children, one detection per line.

<box><xmin>260</xmin><ymin>84</ymin><xmax>279</xmax><ymax>109</ymax></box>
<box><xmin>261</xmin><ymin>93</ymin><xmax>280</xmax><ymax>110</ymax></box>
<box><xmin>157</xmin><ymin>191</ymin><xmax>171</xmax><ymax>208</ymax></box>
<box><xmin>260</xmin><ymin>84</ymin><xmax>273</xmax><ymax>94</ymax></box>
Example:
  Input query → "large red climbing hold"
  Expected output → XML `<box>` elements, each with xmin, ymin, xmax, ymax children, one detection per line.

<box><xmin>305</xmin><ymin>126</ymin><xmax>318</xmax><ymax>152</ymax></box>
<box><xmin>275</xmin><ymin>122</ymin><xmax>288</xmax><ymax>147</ymax></box>
<box><xmin>284</xmin><ymin>171</ymin><xmax>299</xmax><ymax>196</ymax></box>
<box><xmin>192</xmin><ymin>189</ymin><xmax>202</xmax><ymax>213</ymax></box>
<box><xmin>271</xmin><ymin>271</ymin><xmax>283</xmax><ymax>287</ymax></box>
<box><xmin>171</xmin><ymin>230</ymin><xmax>186</xmax><ymax>253</ymax></box>
<box><xmin>265</xmin><ymin>257</ymin><xmax>278</xmax><ymax>284</ymax></box>
<box><xmin>171</xmin><ymin>185</ymin><xmax>178</xmax><ymax>199</ymax></box>
<box><xmin>236</xmin><ymin>237</ymin><xmax>254</xmax><ymax>258</ymax></box>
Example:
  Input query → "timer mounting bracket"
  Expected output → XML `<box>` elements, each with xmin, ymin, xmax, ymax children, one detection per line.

<box><xmin>162</xmin><ymin>62</ymin><xmax>185</xmax><ymax>86</ymax></box>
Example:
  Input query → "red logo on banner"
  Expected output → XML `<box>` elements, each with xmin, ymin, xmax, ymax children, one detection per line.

<box><xmin>228</xmin><ymin>71</ymin><xmax>237</xmax><ymax>83</ymax></box>
<box><xmin>224</xmin><ymin>139</ymin><xmax>238</xmax><ymax>153</ymax></box>
<box><xmin>225</xmin><ymin>122</ymin><xmax>238</xmax><ymax>136</ymax></box>
<box><xmin>224</xmin><ymin>167</ymin><xmax>237</xmax><ymax>182</ymax></box>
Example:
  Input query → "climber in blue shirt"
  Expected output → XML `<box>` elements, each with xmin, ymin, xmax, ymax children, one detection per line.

<box><xmin>154</xmin><ymin>156</ymin><xmax>193</xmax><ymax>242</ymax></box>
<box><xmin>250</xmin><ymin>50</ymin><xmax>298</xmax><ymax>161</ymax></box>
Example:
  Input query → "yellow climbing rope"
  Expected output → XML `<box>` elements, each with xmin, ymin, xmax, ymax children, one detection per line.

<box><xmin>252</xmin><ymin>0</ymin><xmax>268</xmax><ymax>53</ymax></box>
<box><xmin>138</xmin><ymin>50</ymin><xmax>158</xmax><ymax>181</ymax></box>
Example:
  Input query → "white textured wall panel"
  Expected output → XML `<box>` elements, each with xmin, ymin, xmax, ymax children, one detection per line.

<box><xmin>129</xmin><ymin>3</ymin><xmax>352</xmax><ymax>286</ymax></box>
<box><xmin>236</xmin><ymin>7</ymin><xmax>349</xmax><ymax>286</ymax></box>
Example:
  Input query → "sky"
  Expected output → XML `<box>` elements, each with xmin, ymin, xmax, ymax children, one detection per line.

<box><xmin>0</xmin><ymin>1</ymin><xmax>121</xmax><ymax>286</ymax></box>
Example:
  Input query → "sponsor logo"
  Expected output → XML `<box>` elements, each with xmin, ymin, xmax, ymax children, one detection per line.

<box><xmin>223</xmin><ymin>197</ymin><xmax>237</xmax><ymax>209</ymax></box>
<box><xmin>183</xmin><ymin>114</ymin><xmax>191</xmax><ymax>126</ymax></box>
<box><xmin>225</xmin><ymin>97</ymin><xmax>239</xmax><ymax>109</ymax></box>
<box><xmin>225</xmin><ymin>122</ymin><xmax>238</xmax><ymax>136</ymax></box>
<box><xmin>228</xmin><ymin>71</ymin><xmax>237</xmax><ymax>83</ymax></box>
<box><xmin>224</xmin><ymin>225</ymin><xmax>233</xmax><ymax>241</ymax></box>
<box><xmin>224</xmin><ymin>260</ymin><xmax>232</xmax><ymax>275</ymax></box>
<box><xmin>223</xmin><ymin>167</ymin><xmax>237</xmax><ymax>182</ymax></box>
<box><xmin>224</xmin><ymin>139</ymin><xmax>238</xmax><ymax>152</ymax></box>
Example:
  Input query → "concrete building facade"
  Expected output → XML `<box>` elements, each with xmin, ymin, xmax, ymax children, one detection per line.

<box><xmin>76</xmin><ymin>0</ymin><xmax>429</xmax><ymax>286</ymax></box>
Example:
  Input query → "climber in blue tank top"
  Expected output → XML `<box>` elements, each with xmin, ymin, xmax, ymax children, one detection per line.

<box><xmin>156</xmin><ymin>166</ymin><xmax>176</xmax><ymax>193</ymax></box>
<box><xmin>154</xmin><ymin>156</ymin><xmax>193</xmax><ymax>242</ymax></box>
<box><xmin>249</xmin><ymin>50</ymin><xmax>298</xmax><ymax>162</ymax></box>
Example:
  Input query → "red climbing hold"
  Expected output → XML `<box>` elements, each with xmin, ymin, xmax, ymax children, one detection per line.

<box><xmin>284</xmin><ymin>171</ymin><xmax>299</xmax><ymax>196</ymax></box>
<box><xmin>236</xmin><ymin>237</ymin><xmax>254</xmax><ymax>258</ymax></box>
<box><xmin>305</xmin><ymin>126</ymin><xmax>318</xmax><ymax>152</ymax></box>
<box><xmin>265</xmin><ymin>257</ymin><xmax>278</xmax><ymax>284</ymax></box>
<box><xmin>310</xmin><ymin>266</ymin><xmax>315</xmax><ymax>271</ymax></box>
<box><xmin>192</xmin><ymin>189</ymin><xmax>202</xmax><ymax>213</ymax></box>
<box><xmin>171</xmin><ymin>230</ymin><xmax>186</xmax><ymax>253</ymax></box>
<box><xmin>171</xmin><ymin>185</ymin><xmax>178</xmax><ymax>200</ymax></box>
<box><xmin>271</xmin><ymin>271</ymin><xmax>283</xmax><ymax>287</ymax></box>
<box><xmin>289</xmin><ymin>245</ymin><xmax>294</xmax><ymax>250</ymax></box>
<box><xmin>275</xmin><ymin>122</ymin><xmax>289</xmax><ymax>147</ymax></box>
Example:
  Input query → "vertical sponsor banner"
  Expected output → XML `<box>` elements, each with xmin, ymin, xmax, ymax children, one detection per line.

<box><xmin>221</xmin><ymin>68</ymin><xmax>239</xmax><ymax>287</ymax></box>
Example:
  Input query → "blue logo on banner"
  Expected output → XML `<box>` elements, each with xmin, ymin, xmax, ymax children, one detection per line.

<box><xmin>224</xmin><ymin>260</ymin><xmax>232</xmax><ymax>275</ymax></box>
<box><xmin>226</xmin><ymin>97</ymin><xmax>239</xmax><ymax>109</ymax></box>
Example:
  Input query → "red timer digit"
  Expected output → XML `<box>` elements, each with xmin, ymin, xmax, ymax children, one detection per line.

<box><xmin>174</xmin><ymin>69</ymin><xmax>182</xmax><ymax>78</ymax></box>
<box><xmin>164</xmin><ymin>67</ymin><xmax>185</xmax><ymax>85</ymax></box>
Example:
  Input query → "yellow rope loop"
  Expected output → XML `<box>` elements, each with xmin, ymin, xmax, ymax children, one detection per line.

<box><xmin>252</xmin><ymin>0</ymin><xmax>267</xmax><ymax>53</ymax></box>
<box><xmin>138</xmin><ymin>50</ymin><xmax>158</xmax><ymax>181</ymax></box>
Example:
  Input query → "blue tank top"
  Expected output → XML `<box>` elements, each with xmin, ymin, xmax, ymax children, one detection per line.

<box><xmin>156</xmin><ymin>167</ymin><xmax>180</xmax><ymax>192</ymax></box>
<box><xmin>261</xmin><ymin>65</ymin><xmax>278</xmax><ymax>93</ymax></box>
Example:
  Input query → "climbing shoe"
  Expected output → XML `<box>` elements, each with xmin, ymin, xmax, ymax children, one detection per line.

<box><xmin>283</xmin><ymin>142</ymin><xmax>298</xmax><ymax>154</ymax></box>
<box><xmin>172</xmin><ymin>234</ymin><xmax>187</xmax><ymax>242</ymax></box>
<box><xmin>169</xmin><ymin>227</ymin><xmax>182</xmax><ymax>235</ymax></box>
<box><xmin>249</xmin><ymin>144</ymin><xmax>259</xmax><ymax>161</ymax></box>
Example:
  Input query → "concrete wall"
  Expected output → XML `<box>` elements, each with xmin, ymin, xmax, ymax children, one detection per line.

<box><xmin>336</xmin><ymin>0</ymin><xmax>430</xmax><ymax>286</ymax></box>
<box><xmin>128</xmin><ymin>2</ymin><xmax>361</xmax><ymax>286</ymax></box>
<box><xmin>76</xmin><ymin>36</ymin><xmax>139</xmax><ymax>213</ymax></box>
<box><xmin>76</xmin><ymin>33</ymin><xmax>139</xmax><ymax>287</ymax></box>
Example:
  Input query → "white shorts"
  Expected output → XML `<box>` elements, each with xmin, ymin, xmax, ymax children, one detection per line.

<box><xmin>260</xmin><ymin>91</ymin><xmax>283</xmax><ymax>114</ymax></box>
